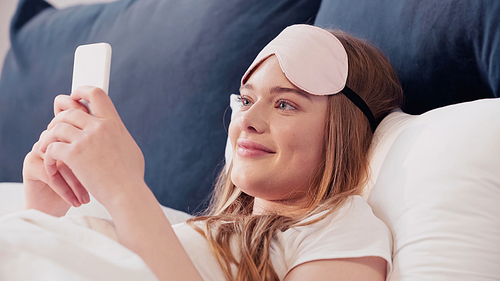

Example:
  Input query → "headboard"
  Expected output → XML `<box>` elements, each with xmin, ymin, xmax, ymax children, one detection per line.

<box><xmin>314</xmin><ymin>0</ymin><xmax>500</xmax><ymax>114</ymax></box>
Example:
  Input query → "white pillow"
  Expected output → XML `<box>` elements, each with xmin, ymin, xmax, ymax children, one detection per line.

<box><xmin>368</xmin><ymin>98</ymin><xmax>500</xmax><ymax>281</ymax></box>
<box><xmin>0</xmin><ymin>182</ymin><xmax>192</xmax><ymax>224</ymax></box>
<box><xmin>68</xmin><ymin>196</ymin><xmax>193</xmax><ymax>225</ymax></box>
<box><xmin>224</xmin><ymin>94</ymin><xmax>241</xmax><ymax>171</ymax></box>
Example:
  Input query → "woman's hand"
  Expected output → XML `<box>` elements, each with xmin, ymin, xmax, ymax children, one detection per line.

<box><xmin>38</xmin><ymin>86</ymin><xmax>146</xmax><ymax>210</ymax></box>
<box><xmin>32</xmin><ymin>87</ymin><xmax>203</xmax><ymax>281</ymax></box>
<box><xmin>22</xmin><ymin>95</ymin><xmax>90</xmax><ymax>216</ymax></box>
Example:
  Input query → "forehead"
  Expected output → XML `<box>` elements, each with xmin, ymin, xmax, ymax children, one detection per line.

<box><xmin>241</xmin><ymin>56</ymin><xmax>331</xmax><ymax>107</ymax></box>
<box><xmin>243</xmin><ymin>56</ymin><xmax>295</xmax><ymax>88</ymax></box>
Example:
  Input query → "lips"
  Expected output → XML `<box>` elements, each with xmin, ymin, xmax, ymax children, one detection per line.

<box><xmin>237</xmin><ymin>139</ymin><xmax>275</xmax><ymax>157</ymax></box>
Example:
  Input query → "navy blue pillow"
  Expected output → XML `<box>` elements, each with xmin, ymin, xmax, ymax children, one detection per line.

<box><xmin>315</xmin><ymin>0</ymin><xmax>500</xmax><ymax>114</ymax></box>
<box><xmin>0</xmin><ymin>0</ymin><xmax>321</xmax><ymax>213</ymax></box>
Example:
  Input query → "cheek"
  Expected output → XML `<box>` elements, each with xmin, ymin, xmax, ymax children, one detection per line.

<box><xmin>228</xmin><ymin>120</ymin><xmax>239</xmax><ymax>151</ymax></box>
<box><xmin>283</xmin><ymin>119</ymin><xmax>324</xmax><ymax>149</ymax></box>
<box><xmin>285</xmin><ymin>122</ymin><xmax>325</xmax><ymax>167</ymax></box>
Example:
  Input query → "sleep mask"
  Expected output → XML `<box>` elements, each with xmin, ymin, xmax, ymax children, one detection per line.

<box><xmin>241</xmin><ymin>24</ymin><xmax>376</xmax><ymax>132</ymax></box>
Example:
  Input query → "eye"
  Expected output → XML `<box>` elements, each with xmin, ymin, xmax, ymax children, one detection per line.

<box><xmin>276</xmin><ymin>100</ymin><xmax>297</xmax><ymax>111</ymax></box>
<box><xmin>237</xmin><ymin>96</ymin><xmax>252</xmax><ymax>108</ymax></box>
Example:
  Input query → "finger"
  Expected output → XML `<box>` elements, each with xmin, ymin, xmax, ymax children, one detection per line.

<box><xmin>39</xmin><ymin>122</ymin><xmax>81</xmax><ymax>153</ymax></box>
<box><xmin>54</xmin><ymin>94</ymin><xmax>89</xmax><ymax>116</ymax></box>
<box><xmin>44</xmin><ymin>141</ymin><xmax>70</xmax><ymax>177</ymax></box>
<box><xmin>22</xmin><ymin>150</ymin><xmax>49</xmax><ymax>183</ymax></box>
<box><xmin>47</xmin><ymin>108</ymin><xmax>89</xmax><ymax>131</ymax></box>
<box><xmin>44</xmin><ymin>142</ymin><xmax>83</xmax><ymax>207</ymax></box>
<box><xmin>31</xmin><ymin>139</ymin><xmax>42</xmax><ymax>154</ymax></box>
<box><xmin>32</xmin><ymin>134</ymin><xmax>48</xmax><ymax>159</ymax></box>
<box><xmin>71</xmin><ymin>86</ymin><xmax>119</xmax><ymax>119</ymax></box>
<box><xmin>47</xmin><ymin>169</ymin><xmax>81</xmax><ymax>208</ymax></box>
<box><xmin>58</xmin><ymin>162</ymin><xmax>90</xmax><ymax>205</ymax></box>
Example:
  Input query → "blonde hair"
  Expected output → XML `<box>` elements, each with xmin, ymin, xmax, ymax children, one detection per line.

<box><xmin>187</xmin><ymin>29</ymin><xmax>403</xmax><ymax>281</ymax></box>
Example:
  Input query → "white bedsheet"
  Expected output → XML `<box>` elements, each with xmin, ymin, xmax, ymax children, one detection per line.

<box><xmin>0</xmin><ymin>182</ymin><xmax>193</xmax><ymax>280</ymax></box>
<box><xmin>0</xmin><ymin>210</ymin><xmax>159</xmax><ymax>280</ymax></box>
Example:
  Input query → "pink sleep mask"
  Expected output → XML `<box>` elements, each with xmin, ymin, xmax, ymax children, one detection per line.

<box><xmin>242</xmin><ymin>24</ymin><xmax>348</xmax><ymax>95</ymax></box>
<box><xmin>241</xmin><ymin>24</ymin><xmax>376</xmax><ymax>131</ymax></box>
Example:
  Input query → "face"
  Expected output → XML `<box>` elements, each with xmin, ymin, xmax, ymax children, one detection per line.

<box><xmin>229</xmin><ymin>56</ymin><xmax>329</xmax><ymax>214</ymax></box>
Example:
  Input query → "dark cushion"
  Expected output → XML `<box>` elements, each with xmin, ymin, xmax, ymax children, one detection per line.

<box><xmin>0</xmin><ymin>0</ymin><xmax>321</xmax><ymax>213</ymax></box>
<box><xmin>314</xmin><ymin>0</ymin><xmax>500</xmax><ymax>114</ymax></box>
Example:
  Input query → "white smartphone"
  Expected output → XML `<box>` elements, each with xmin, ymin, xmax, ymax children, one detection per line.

<box><xmin>71</xmin><ymin>42</ymin><xmax>112</xmax><ymax>113</ymax></box>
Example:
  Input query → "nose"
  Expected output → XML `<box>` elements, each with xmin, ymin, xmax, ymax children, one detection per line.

<box><xmin>238</xmin><ymin>102</ymin><xmax>267</xmax><ymax>134</ymax></box>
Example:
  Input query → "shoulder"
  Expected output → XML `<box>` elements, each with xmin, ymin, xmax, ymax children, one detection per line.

<box><xmin>284</xmin><ymin>256</ymin><xmax>387</xmax><ymax>281</ymax></box>
<box><xmin>289</xmin><ymin>196</ymin><xmax>391</xmax><ymax>242</ymax></box>
<box><xmin>272</xmin><ymin>196</ymin><xmax>392</xmax><ymax>279</ymax></box>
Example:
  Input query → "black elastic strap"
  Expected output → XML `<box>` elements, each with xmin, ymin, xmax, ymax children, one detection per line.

<box><xmin>341</xmin><ymin>86</ymin><xmax>376</xmax><ymax>132</ymax></box>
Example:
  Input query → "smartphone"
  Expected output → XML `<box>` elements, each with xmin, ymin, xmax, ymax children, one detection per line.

<box><xmin>71</xmin><ymin>42</ymin><xmax>112</xmax><ymax>113</ymax></box>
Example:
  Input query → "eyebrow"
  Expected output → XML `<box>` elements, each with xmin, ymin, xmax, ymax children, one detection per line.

<box><xmin>239</xmin><ymin>83</ymin><xmax>312</xmax><ymax>101</ymax></box>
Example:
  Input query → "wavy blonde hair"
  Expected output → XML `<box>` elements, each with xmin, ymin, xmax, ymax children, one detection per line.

<box><xmin>187</xmin><ymin>29</ymin><xmax>403</xmax><ymax>280</ymax></box>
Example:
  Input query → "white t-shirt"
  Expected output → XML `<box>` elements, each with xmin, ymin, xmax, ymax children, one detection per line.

<box><xmin>173</xmin><ymin>195</ymin><xmax>393</xmax><ymax>280</ymax></box>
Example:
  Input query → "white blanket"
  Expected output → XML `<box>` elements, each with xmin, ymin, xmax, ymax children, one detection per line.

<box><xmin>0</xmin><ymin>182</ymin><xmax>193</xmax><ymax>280</ymax></box>
<box><xmin>0</xmin><ymin>210</ymin><xmax>158</xmax><ymax>280</ymax></box>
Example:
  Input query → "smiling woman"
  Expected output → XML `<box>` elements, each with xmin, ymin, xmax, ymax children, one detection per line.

<box><xmin>21</xmin><ymin>24</ymin><xmax>403</xmax><ymax>281</ymax></box>
<box><xmin>186</xmin><ymin>25</ymin><xmax>404</xmax><ymax>280</ymax></box>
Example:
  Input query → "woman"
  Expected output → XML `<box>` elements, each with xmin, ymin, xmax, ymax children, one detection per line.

<box><xmin>22</xmin><ymin>24</ymin><xmax>403</xmax><ymax>280</ymax></box>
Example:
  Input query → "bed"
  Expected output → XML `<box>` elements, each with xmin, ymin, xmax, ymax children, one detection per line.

<box><xmin>0</xmin><ymin>0</ymin><xmax>499</xmax><ymax>280</ymax></box>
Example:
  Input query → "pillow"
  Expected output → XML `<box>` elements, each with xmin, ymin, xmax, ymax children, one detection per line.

<box><xmin>367</xmin><ymin>98</ymin><xmax>500</xmax><ymax>280</ymax></box>
<box><xmin>314</xmin><ymin>0</ymin><xmax>500</xmax><ymax>115</ymax></box>
<box><xmin>0</xmin><ymin>0</ymin><xmax>322</xmax><ymax>213</ymax></box>
<box><xmin>0</xmin><ymin>181</ymin><xmax>192</xmax><ymax>224</ymax></box>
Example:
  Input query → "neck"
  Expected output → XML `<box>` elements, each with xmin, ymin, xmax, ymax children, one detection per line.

<box><xmin>252</xmin><ymin>196</ymin><xmax>309</xmax><ymax>216</ymax></box>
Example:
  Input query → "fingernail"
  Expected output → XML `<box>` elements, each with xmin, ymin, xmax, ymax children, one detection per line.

<box><xmin>82</xmin><ymin>192</ymin><xmax>90</xmax><ymax>204</ymax></box>
<box><xmin>73</xmin><ymin>199</ymin><xmax>81</xmax><ymax>208</ymax></box>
